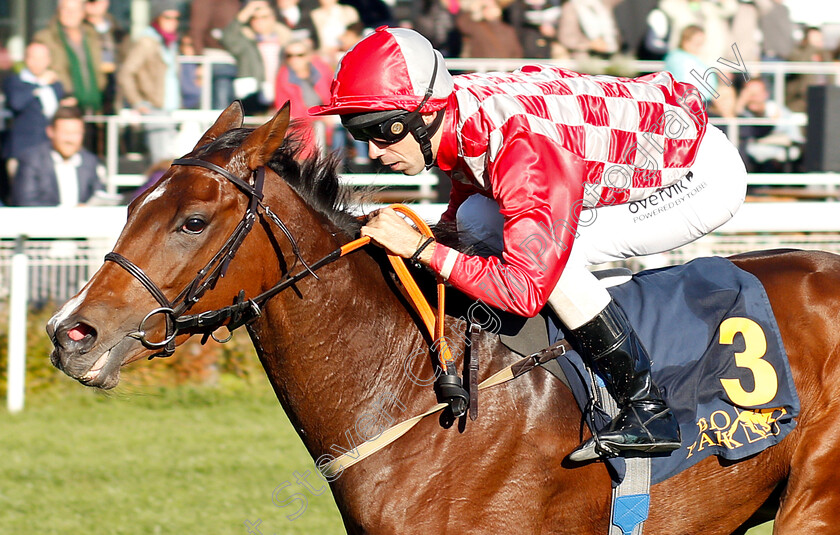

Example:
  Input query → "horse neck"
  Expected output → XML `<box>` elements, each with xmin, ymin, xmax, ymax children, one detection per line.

<box><xmin>248</xmin><ymin>178</ymin><xmax>431</xmax><ymax>454</ymax></box>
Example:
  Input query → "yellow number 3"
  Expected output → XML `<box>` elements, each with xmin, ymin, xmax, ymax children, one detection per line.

<box><xmin>719</xmin><ymin>317</ymin><xmax>778</xmax><ymax>407</ymax></box>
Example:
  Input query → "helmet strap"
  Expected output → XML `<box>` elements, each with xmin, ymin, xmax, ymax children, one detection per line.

<box><xmin>412</xmin><ymin>107</ymin><xmax>446</xmax><ymax>170</ymax></box>
<box><xmin>405</xmin><ymin>52</ymin><xmax>444</xmax><ymax>169</ymax></box>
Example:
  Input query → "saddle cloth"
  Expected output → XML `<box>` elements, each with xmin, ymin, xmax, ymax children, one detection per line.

<box><xmin>548</xmin><ymin>256</ymin><xmax>800</xmax><ymax>485</ymax></box>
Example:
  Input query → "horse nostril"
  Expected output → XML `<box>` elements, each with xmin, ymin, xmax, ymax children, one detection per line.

<box><xmin>68</xmin><ymin>323</ymin><xmax>94</xmax><ymax>342</ymax></box>
<box><xmin>58</xmin><ymin>321</ymin><xmax>98</xmax><ymax>353</ymax></box>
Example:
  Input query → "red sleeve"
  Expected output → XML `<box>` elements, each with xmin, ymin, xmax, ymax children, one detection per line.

<box><xmin>431</xmin><ymin>131</ymin><xmax>585</xmax><ymax>317</ymax></box>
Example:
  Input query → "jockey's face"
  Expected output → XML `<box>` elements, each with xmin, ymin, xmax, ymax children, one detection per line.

<box><xmin>364</xmin><ymin>111</ymin><xmax>440</xmax><ymax>176</ymax></box>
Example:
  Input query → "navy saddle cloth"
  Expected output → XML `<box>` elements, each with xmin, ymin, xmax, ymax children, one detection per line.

<box><xmin>549</xmin><ymin>256</ymin><xmax>799</xmax><ymax>484</ymax></box>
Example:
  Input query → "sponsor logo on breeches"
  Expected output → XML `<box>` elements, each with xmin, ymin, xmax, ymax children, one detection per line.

<box><xmin>629</xmin><ymin>173</ymin><xmax>707</xmax><ymax>223</ymax></box>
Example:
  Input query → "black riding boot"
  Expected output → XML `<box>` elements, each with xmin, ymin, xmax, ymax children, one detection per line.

<box><xmin>567</xmin><ymin>300</ymin><xmax>681</xmax><ymax>461</ymax></box>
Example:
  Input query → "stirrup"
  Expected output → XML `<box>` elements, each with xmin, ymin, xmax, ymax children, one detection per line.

<box><xmin>569</xmin><ymin>434</ymin><xmax>681</xmax><ymax>462</ymax></box>
<box><xmin>569</xmin><ymin>436</ymin><xmax>621</xmax><ymax>462</ymax></box>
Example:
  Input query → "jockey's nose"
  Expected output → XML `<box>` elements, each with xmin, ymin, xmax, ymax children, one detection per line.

<box><xmin>368</xmin><ymin>141</ymin><xmax>386</xmax><ymax>159</ymax></box>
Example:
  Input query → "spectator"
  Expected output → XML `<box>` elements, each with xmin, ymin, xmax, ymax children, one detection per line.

<box><xmin>189</xmin><ymin>0</ymin><xmax>242</xmax><ymax>109</ymax></box>
<box><xmin>221</xmin><ymin>0</ymin><xmax>292</xmax><ymax>114</ymax></box>
<box><xmin>505</xmin><ymin>0</ymin><xmax>562</xmax><ymax>59</ymax></box>
<box><xmin>640</xmin><ymin>5</ymin><xmax>671</xmax><ymax>60</ymax></box>
<box><xmin>557</xmin><ymin>0</ymin><xmax>621</xmax><ymax>61</ymax></box>
<box><xmin>311</xmin><ymin>0</ymin><xmax>361</xmax><ymax>66</ymax></box>
<box><xmin>10</xmin><ymin>106</ymin><xmax>104</xmax><ymax>207</ymax></box>
<box><xmin>659</xmin><ymin>0</ymin><xmax>737</xmax><ymax>65</ymax></box>
<box><xmin>736</xmin><ymin>78</ymin><xmax>803</xmax><ymax>172</ymax></box>
<box><xmin>614</xmin><ymin>0</ymin><xmax>658</xmax><ymax>58</ymax></box>
<box><xmin>336</xmin><ymin>22</ymin><xmax>372</xmax><ymax>168</ymax></box>
<box><xmin>117</xmin><ymin>1</ymin><xmax>182</xmax><ymax>164</ymax></box>
<box><xmin>33</xmin><ymin>0</ymin><xmax>105</xmax><ymax>114</ymax></box>
<box><xmin>700</xmin><ymin>0</ymin><xmax>738</xmax><ymax>64</ymax></box>
<box><xmin>413</xmin><ymin>0</ymin><xmax>463</xmax><ymax>58</ymax></box>
<box><xmin>730</xmin><ymin>0</ymin><xmax>760</xmax><ymax>64</ymax></box>
<box><xmin>664</xmin><ymin>25</ymin><xmax>721</xmax><ymax>103</ymax></box>
<box><xmin>84</xmin><ymin>0</ymin><xmax>127</xmax><ymax>113</ymax></box>
<box><xmin>456</xmin><ymin>0</ymin><xmax>523</xmax><ymax>59</ymax></box>
<box><xmin>786</xmin><ymin>27</ymin><xmax>832</xmax><ymax>113</ymax></box>
<box><xmin>273</xmin><ymin>38</ymin><xmax>338</xmax><ymax>160</ymax></box>
<box><xmin>757</xmin><ymin>0</ymin><xmax>793</xmax><ymax>61</ymax></box>
<box><xmin>341</xmin><ymin>0</ymin><xmax>394</xmax><ymax>30</ymax></box>
<box><xmin>179</xmin><ymin>35</ymin><xmax>203</xmax><ymax>109</ymax></box>
<box><xmin>274</xmin><ymin>0</ymin><xmax>320</xmax><ymax>49</ymax></box>
<box><xmin>338</xmin><ymin>21</ymin><xmax>366</xmax><ymax>55</ymax></box>
<box><xmin>2</xmin><ymin>43</ymin><xmax>72</xmax><ymax>180</ymax></box>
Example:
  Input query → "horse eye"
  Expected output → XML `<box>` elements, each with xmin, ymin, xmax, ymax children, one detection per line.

<box><xmin>181</xmin><ymin>217</ymin><xmax>207</xmax><ymax>234</ymax></box>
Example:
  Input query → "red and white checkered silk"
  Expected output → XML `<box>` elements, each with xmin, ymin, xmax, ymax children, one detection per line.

<box><xmin>444</xmin><ymin>65</ymin><xmax>707</xmax><ymax>207</ymax></box>
<box><xmin>430</xmin><ymin>65</ymin><xmax>709</xmax><ymax>316</ymax></box>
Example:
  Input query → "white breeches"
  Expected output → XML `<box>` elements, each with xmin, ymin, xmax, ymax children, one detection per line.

<box><xmin>456</xmin><ymin>125</ymin><xmax>747</xmax><ymax>329</ymax></box>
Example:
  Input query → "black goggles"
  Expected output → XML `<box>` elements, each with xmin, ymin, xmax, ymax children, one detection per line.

<box><xmin>341</xmin><ymin>110</ymin><xmax>422</xmax><ymax>145</ymax></box>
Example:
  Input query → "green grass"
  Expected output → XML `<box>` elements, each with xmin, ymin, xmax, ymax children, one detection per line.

<box><xmin>0</xmin><ymin>377</ymin><xmax>345</xmax><ymax>535</ymax></box>
<box><xmin>0</xmin><ymin>377</ymin><xmax>776</xmax><ymax>535</ymax></box>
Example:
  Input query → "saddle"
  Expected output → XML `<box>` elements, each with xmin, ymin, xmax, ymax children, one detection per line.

<box><xmin>465</xmin><ymin>268</ymin><xmax>631</xmax><ymax>408</ymax></box>
<box><xmin>467</xmin><ymin>258</ymin><xmax>799</xmax><ymax>486</ymax></box>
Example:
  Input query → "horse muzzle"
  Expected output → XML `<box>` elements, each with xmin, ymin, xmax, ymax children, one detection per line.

<box><xmin>48</xmin><ymin>314</ymin><xmax>123</xmax><ymax>389</ymax></box>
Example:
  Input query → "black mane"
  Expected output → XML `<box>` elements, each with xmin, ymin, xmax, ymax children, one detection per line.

<box><xmin>196</xmin><ymin>124</ymin><xmax>363</xmax><ymax>236</ymax></box>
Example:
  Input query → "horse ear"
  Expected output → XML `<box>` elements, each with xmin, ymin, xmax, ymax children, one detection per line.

<box><xmin>237</xmin><ymin>102</ymin><xmax>291</xmax><ymax>170</ymax></box>
<box><xmin>191</xmin><ymin>101</ymin><xmax>245</xmax><ymax>151</ymax></box>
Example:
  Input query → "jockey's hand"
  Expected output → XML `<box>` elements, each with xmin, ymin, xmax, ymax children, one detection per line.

<box><xmin>361</xmin><ymin>207</ymin><xmax>436</xmax><ymax>265</ymax></box>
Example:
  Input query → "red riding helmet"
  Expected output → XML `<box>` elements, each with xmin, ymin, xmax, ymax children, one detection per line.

<box><xmin>309</xmin><ymin>26</ymin><xmax>454</xmax><ymax>117</ymax></box>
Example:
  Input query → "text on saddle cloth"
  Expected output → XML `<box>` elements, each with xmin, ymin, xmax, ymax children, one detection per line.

<box><xmin>551</xmin><ymin>256</ymin><xmax>799</xmax><ymax>485</ymax></box>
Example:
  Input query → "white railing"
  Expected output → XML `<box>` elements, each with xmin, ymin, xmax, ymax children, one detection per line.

<box><xmin>0</xmin><ymin>207</ymin><xmax>124</xmax><ymax>413</ymax></box>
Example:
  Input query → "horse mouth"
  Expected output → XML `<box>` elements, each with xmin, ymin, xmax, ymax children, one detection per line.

<box><xmin>74</xmin><ymin>340</ymin><xmax>131</xmax><ymax>389</ymax></box>
<box><xmin>79</xmin><ymin>349</ymin><xmax>113</xmax><ymax>385</ymax></box>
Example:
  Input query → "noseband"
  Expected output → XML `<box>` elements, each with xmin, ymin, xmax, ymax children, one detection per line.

<box><xmin>105</xmin><ymin>157</ymin><xmax>337</xmax><ymax>358</ymax></box>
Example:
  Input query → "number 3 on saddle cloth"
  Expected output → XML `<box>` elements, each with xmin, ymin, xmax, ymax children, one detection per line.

<box><xmin>550</xmin><ymin>256</ymin><xmax>799</xmax><ymax>485</ymax></box>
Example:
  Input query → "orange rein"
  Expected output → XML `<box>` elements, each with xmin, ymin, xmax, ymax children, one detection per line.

<box><xmin>341</xmin><ymin>204</ymin><xmax>454</xmax><ymax>371</ymax></box>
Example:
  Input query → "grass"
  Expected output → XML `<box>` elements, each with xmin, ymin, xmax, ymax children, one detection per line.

<box><xmin>0</xmin><ymin>376</ymin><xmax>776</xmax><ymax>535</ymax></box>
<box><xmin>0</xmin><ymin>377</ymin><xmax>345</xmax><ymax>535</ymax></box>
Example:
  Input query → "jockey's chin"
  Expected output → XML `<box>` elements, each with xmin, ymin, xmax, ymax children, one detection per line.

<box><xmin>386</xmin><ymin>159</ymin><xmax>423</xmax><ymax>175</ymax></box>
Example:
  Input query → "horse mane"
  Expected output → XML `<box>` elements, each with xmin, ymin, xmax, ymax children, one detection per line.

<box><xmin>195</xmin><ymin>123</ymin><xmax>363</xmax><ymax>237</ymax></box>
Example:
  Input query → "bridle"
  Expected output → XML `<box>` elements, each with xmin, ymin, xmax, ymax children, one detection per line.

<box><xmin>107</xmin><ymin>155</ymin><xmax>470</xmax><ymax>417</ymax></box>
<box><xmin>105</xmin><ymin>157</ymin><xmax>347</xmax><ymax>359</ymax></box>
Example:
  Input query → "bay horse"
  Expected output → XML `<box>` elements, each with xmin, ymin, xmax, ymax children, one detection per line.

<box><xmin>47</xmin><ymin>103</ymin><xmax>840</xmax><ymax>534</ymax></box>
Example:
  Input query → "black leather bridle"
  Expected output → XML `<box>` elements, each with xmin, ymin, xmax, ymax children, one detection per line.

<box><xmin>105</xmin><ymin>157</ymin><xmax>341</xmax><ymax>358</ymax></box>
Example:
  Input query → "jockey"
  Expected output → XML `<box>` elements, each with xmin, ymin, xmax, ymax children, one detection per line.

<box><xmin>310</xmin><ymin>27</ymin><xmax>747</xmax><ymax>461</ymax></box>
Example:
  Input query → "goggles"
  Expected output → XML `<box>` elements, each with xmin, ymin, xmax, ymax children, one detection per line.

<box><xmin>341</xmin><ymin>110</ymin><xmax>421</xmax><ymax>145</ymax></box>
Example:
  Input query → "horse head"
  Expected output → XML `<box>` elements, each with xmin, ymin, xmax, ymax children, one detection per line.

<box><xmin>47</xmin><ymin>101</ymin><xmax>352</xmax><ymax>389</ymax></box>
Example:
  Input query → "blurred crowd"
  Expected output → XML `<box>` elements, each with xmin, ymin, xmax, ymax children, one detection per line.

<box><xmin>0</xmin><ymin>0</ymin><xmax>836</xmax><ymax>207</ymax></box>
